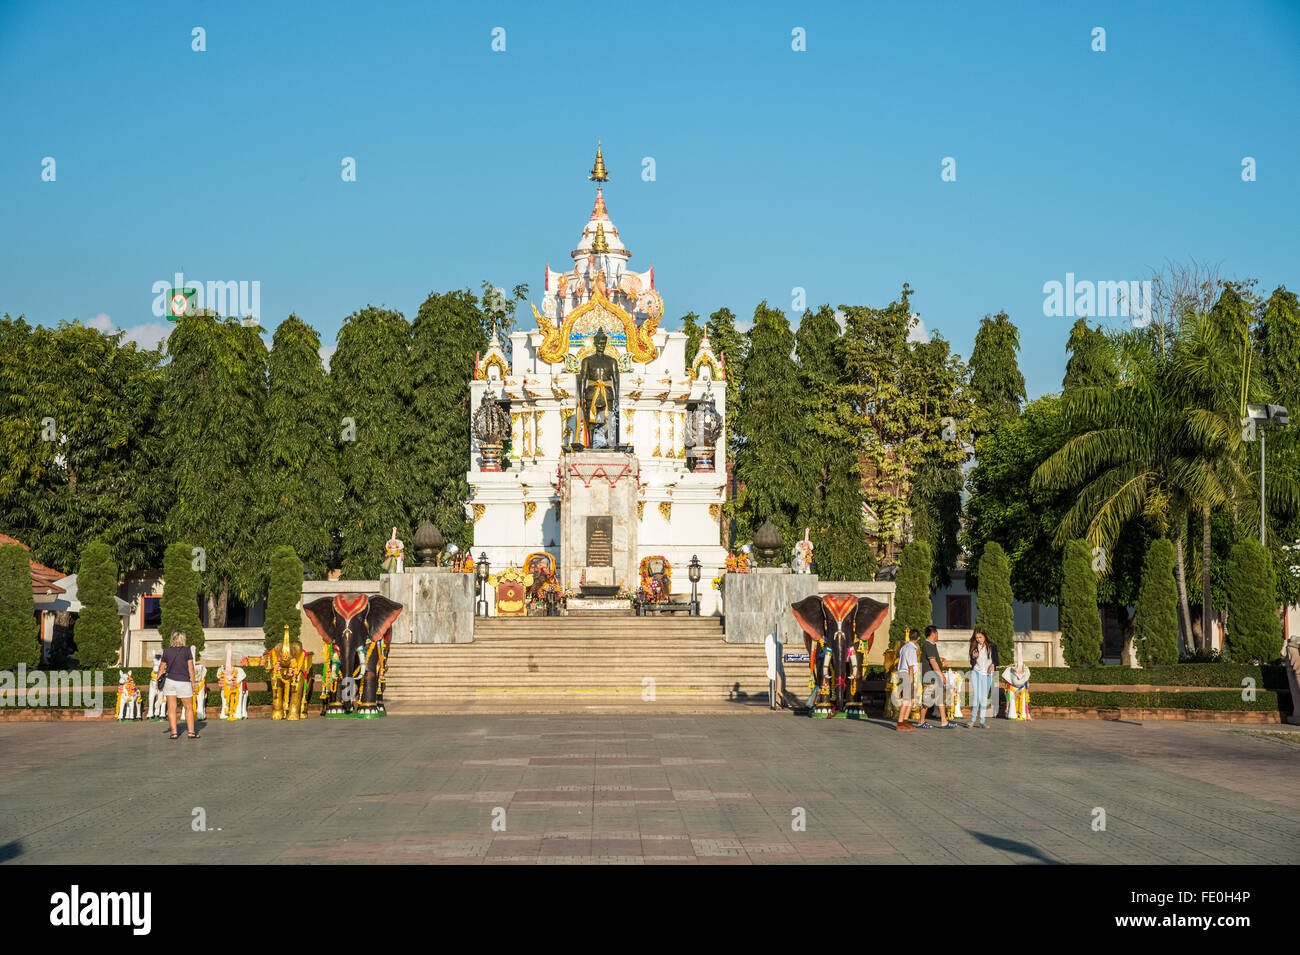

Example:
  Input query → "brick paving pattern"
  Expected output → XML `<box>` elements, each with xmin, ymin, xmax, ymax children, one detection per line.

<box><xmin>0</xmin><ymin>715</ymin><xmax>1296</xmax><ymax>864</ymax></box>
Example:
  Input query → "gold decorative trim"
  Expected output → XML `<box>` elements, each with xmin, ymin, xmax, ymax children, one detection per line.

<box><xmin>532</xmin><ymin>285</ymin><xmax>659</xmax><ymax>364</ymax></box>
<box><xmin>637</xmin><ymin>501</ymin><xmax>645</xmax><ymax>521</ymax></box>
<box><xmin>658</xmin><ymin>501</ymin><xmax>671</xmax><ymax>522</ymax></box>
<box><xmin>690</xmin><ymin>351</ymin><xmax>724</xmax><ymax>381</ymax></box>
<box><xmin>709</xmin><ymin>504</ymin><xmax>722</xmax><ymax>524</ymax></box>
<box><xmin>524</xmin><ymin>502</ymin><xmax>537</xmax><ymax>522</ymax></box>
<box><xmin>472</xmin><ymin>504</ymin><xmax>485</xmax><ymax>523</ymax></box>
<box><xmin>475</xmin><ymin>353</ymin><xmax>509</xmax><ymax>381</ymax></box>
<box><xmin>522</xmin><ymin>411</ymin><xmax>533</xmax><ymax>457</ymax></box>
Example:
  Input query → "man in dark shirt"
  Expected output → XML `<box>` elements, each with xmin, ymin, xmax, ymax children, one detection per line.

<box><xmin>918</xmin><ymin>625</ymin><xmax>954</xmax><ymax>728</ymax></box>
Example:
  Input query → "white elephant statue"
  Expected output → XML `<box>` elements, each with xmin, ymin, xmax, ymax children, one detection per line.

<box><xmin>147</xmin><ymin>652</ymin><xmax>167</xmax><ymax>720</ymax></box>
<box><xmin>115</xmin><ymin>671</ymin><xmax>142</xmax><ymax>720</ymax></box>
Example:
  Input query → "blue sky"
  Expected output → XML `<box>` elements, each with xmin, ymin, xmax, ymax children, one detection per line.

<box><xmin>2</xmin><ymin>0</ymin><xmax>1297</xmax><ymax>398</ymax></box>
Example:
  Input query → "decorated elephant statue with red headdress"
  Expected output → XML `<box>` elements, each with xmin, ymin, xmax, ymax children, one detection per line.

<box><xmin>791</xmin><ymin>594</ymin><xmax>890</xmax><ymax>718</ymax></box>
<box><xmin>303</xmin><ymin>594</ymin><xmax>403</xmax><ymax>718</ymax></box>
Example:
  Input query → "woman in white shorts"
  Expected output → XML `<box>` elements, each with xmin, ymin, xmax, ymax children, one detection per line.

<box><xmin>156</xmin><ymin>631</ymin><xmax>200</xmax><ymax>739</ymax></box>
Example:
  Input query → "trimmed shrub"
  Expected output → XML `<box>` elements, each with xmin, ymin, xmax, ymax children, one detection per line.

<box><xmin>1030</xmin><ymin>690</ymin><xmax>1279</xmax><ymax>712</ymax></box>
<box><xmin>888</xmin><ymin>540</ymin><xmax>932</xmax><ymax>647</ymax></box>
<box><xmin>975</xmin><ymin>541</ymin><xmax>1014</xmax><ymax>662</ymax></box>
<box><xmin>1133</xmin><ymin>537</ymin><xmax>1179</xmax><ymax>666</ymax></box>
<box><xmin>75</xmin><ymin>540</ymin><xmax>122</xmax><ymax>667</ymax></box>
<box><xmin>160</xmin><ymin>542</ymin><xmax>205</xmax><ymax>655</ymax></box>
<box><xmin>0</xmin><ymin>543</ymin><xmax>39</xmax><ymax>670</ymax></box>
<box><xmin>1060</xmin><ymin>539</ymin><xmax>1102</xmax><ymax>666</ymax></box>
<box><xmin>264</xmin><ymin>545</ymin><xmax>303</xmax><ymax>649</ymax></box>
<box><xmin>1225</xmin><ymin>540</ymin><xmax>1278</xmax><ymax>663</ymax></box>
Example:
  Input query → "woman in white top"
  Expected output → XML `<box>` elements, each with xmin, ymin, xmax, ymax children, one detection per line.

<box><xmin>966</xmin><ymin>628</ymin><xmax>998</xmax><ymax>727</ymax></box>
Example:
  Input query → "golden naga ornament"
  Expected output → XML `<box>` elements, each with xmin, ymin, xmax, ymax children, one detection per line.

<box><xmin>532</xmin><ymin>283</ymin><xmax>659</xmax><ymax>365</ymax></box>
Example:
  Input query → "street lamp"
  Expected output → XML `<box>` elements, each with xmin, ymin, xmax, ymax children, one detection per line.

<box><xmin>1247</xmin><ymin>404</ymin><xmax>1289</xmax><ymax>545</ymax></box>
<box><xmin>475</xmin><ymin>552</ymin><xmax>490</xmax><ymax>616</ymax></box>
<box><xmin>687</xmin><ymin>555</ymin><xmax>702</xmax><ymax>616</ymax></box>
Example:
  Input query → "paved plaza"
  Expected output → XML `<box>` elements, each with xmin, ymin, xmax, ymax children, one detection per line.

<box><xmin>1</xmin><ymin>715</ymin><xmax>1296</xmax><ymax>864</ymax></box>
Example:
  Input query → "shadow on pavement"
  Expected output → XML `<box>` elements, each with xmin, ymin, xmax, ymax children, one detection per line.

<box><xmin>968</xmin><ymin>831</ymin><xmax>1059</xmax><ymax>864</ymax></box>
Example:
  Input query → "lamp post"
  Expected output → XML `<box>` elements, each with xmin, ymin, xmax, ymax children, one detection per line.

<box><xmin>688</xmin><ymin>555</ymin><xmax>702</xmax><ymax>616</ymax></box>
<box><xmin>475</xmin><ymin>552</ymin><xmax>490</xmax><ymax>616</ymax></box>
<box><xmin>1248</xmin><ymin>404</ymin><xmax>1289</xmax><ymax>545</ymax></box>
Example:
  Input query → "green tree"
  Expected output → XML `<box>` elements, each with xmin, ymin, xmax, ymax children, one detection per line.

<box><xmin>259</xmin><ymin>315</ymin><xmax>341</xmax><ymax>578</ymax></box>
<box><xmin>263</xmin><ymin>545</ymin><xmax>302</xmax><ymax>649</ymax></box>
<box><xmin>1225</xmin><ymin>540</ymin><xmax>1278</xmax><ymax>663</ymax></box>
<box><xmin>1062</xmin><ymin>318</ymin><xmax>1118</xmax><ymax>393</ymax></box>
<box><xmin>1059</xmin><ymin>539</ymin><xmax>1102</xmax><ymax>666</ymax></box>
<box><xmin>679</xmin><ymin>312</ymin><xmax>704</xmax><ymax>365</ymax></box>
<box><xmin>478</xmin><ymin>281</ymin><xmax>528</xmax><ymax>344</ymax></box>
<box><xmin>839</xmin><ymin>287</ymin><xmax>915</xmax><ymax>565</ymax></box>
<box><xmin>706</xmin><ymin>306</ymin><xmax>747</xmax><ymax>534</ymax></box>
<box><xmin>968</xmin><ymin>311</ymin><xmax>1026</xmax><ymax>438</ymax></box>
<box><xmin>0</xmin><ymin>542</ymin><xmax>38</xmax><ymax>669</ymax></box>
<box><xmin>160</xmin><ymin>542</ymin><xmax>205</xmax><ymax>654</ymax></box>
<box><xmin>904</xmin><ymin>333</ymin><xmax>968</xmax><ymax>587</ymax></box>
<box><xmin>974</xmin><ymin>541</ymin><xmax>1014</xmax><ymax>662</ymax></box>
<box><xmin>164</xmin><ymin>313</ymin><xmax>268</xmax><ymax>625</ymax></box>
<box><xmin>733</xmin><ymin>302</ymin><xmax>806</xmax><ymax>542</ymax></box>
<box><xmin>409</xmin><ymin>290</ymin><xmax>487</xmax><ymax>551</ymax></box>
<box><xmin>1256</xmin><ymin>286</ymin><xmax>1300</xmax><ymax>609</ymax></box>
<box><xmin>1133</xmin><ymin>537</ymin><xmax>1179</xmax><ymax>666</ymax></box>
<box><xmin>75</xmin><ymin>540</ymin><xmax>121</xmax><ymax>667</ymax></box>
<box><xmin>333</xmin><ymin>305</ymin><xmax>414</xmax><ymax>578</ymax></box>
<box><xmin>794</xmin><ymin>305</ymin><xmax>873</xmax><ymax>580</ymax></box>
<box><xmin>0</xmin><ymin>319</ymin><xmax>168</xmax><ymax>575</ymax></box>
<box><xmin>888</xmin><ymin>540</ymin><xmax>932</xmax><ymax>647</ymax></box>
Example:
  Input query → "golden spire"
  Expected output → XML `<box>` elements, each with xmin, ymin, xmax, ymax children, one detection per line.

<box><xmin>593</xmin><ymin>222</ymin><xmax>609</xmax><ymax>253</ymax></box>
<box><xmin>588</xmin><ymin>140</ymin><xmax>609</xmax><ymax>182</ymax></box>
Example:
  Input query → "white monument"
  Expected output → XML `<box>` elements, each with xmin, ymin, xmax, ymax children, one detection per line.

<box><xmin>467</xmin><ymin>143</ymin><xmax>728</xmax><ymax>612</ymax></box>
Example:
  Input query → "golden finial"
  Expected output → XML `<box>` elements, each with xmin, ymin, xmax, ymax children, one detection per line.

<box><xmin>588</xmin><ymin>140</ymin><xmax>609</xmax><ymax>182</ymax></box>
<box><xmin>593</xmin><ymin>222</ymin><xmax>610</xmax><ymax>253</ymax></box>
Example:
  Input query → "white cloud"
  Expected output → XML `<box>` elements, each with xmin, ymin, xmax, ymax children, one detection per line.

<box><xmin>87</xmin><ymin>313</ymin><xmax>113</xmax><ymax>332</ymax></box>
<box><xmin>908</xmin><ymin>313</ymin><xmax>928</xmax><ymax>343</ymax></box>
<box><xmin>121</xmin><ymin>322</ymin><xmax>173</xmax><ymax>350</ymax></box>
<box><xmin>319</xmin><ymin>345</ymin><xmax>337</xmax><ymax>370</ymax></box>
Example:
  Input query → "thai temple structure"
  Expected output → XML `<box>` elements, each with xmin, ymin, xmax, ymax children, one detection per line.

<box><xmin>468</xmin><ymin>143</ymin><xmax>728</xmax><ymax>612</ymax></box>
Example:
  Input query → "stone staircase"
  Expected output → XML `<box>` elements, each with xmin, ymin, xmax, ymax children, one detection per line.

<box><xmin>382</xmin><ymin>615</ymin><xmax>773</xmax><ymax>714</ymax></box>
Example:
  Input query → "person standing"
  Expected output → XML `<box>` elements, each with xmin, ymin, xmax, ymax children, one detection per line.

<box><xmin>967</xmin><ymin>628</ymin><xmax>999</xmax><ymax>728</ymax></box>
<box><xmin>156</xmin><ymin>631</ymin><xmax>200</xmax><ymax>740</ymax></box>
<box><xmin>919</xmin><ymin>625</ymin><xmax>954</xmax><ymax>728</ymax></box>
<box><xmin>894</xmin><ymin>629</ymin><xmax>921</xmax><ymax>732</ymax></box>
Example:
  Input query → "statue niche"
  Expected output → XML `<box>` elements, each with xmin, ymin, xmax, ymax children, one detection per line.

<box><xmin>575</xmin><ymin>329</ymin><xmax>620</xmax><ymax>449</ymax></box>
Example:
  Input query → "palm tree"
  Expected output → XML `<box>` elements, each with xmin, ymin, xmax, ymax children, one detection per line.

<box><xmin>1034</xmin><ymin>310</ymin><xmax>1297</xmax><ymax>655</ymax></box>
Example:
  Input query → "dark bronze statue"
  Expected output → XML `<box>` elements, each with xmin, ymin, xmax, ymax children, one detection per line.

<box><xmin>575</xmin><ymin>329</ymin><xmax>619</xmax><ymax>448</ymax></box>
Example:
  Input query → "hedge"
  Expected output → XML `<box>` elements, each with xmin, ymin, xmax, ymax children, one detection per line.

<box><xmin>1030</xmin><ymin>690</ymin><xmax>1280</xmax><ymax>711</ymax></box>
<box><xmin>1025</xmin><ymin>664</ymin><xmax>1286</xmax><ymax>690</ymax></box>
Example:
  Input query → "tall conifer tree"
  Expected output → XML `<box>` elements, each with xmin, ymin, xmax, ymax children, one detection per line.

<box><xmin>1133</xmin><ymin>537</ymin><xmax>1179</xmax><ymax>666</ymax></box>
<box><xmin>263</xmin><ymin>545</ymin><xmax>302</xmax><ymax>649</ymax></box>
<box><xmin>1062</xmin><ymin>318</ymin><xmax>1117</xmax><ymax>393</ymax></box>
<box><xmin>968</xmin><ymin>311</ymin><xmax>1025</xmax><ymax>438</ymax></box>
<box><xmin>163</xmin><ymin>313</ymin><xmax>267</xmax><ymax>625</ymax></box>
<box><xmin>160</xmin><ymin>541</ymin><xmax>205</xmax><ymax>653</ymax></box>
<box><xmin>733</xmin><ymin>302</ymin><xmax>805</xmax><ymax>541</ymax></box>
<box><xmin>333</xmin><ymin>305</ymin><xmax>414</xmax><ymax>578</ymax></box>
<box><xmin>1060</xmin><ymin>539</ymin><xmax>1102</xmax><ymax>666</ymax></box>
<box><xmin>260</xmin><ymin>315</ymin><xmax>341</xmax><ymax>577</ymax></box>
<box><xmin>0</xmin><ymin>542</ymin><xmax>38</xmax><ymax>669</ymax></box>
<box><xmin>889</xmin><ymin>540</ymin><xmax>932</xmax><ymax>647</ymax></box>
<box><xmin>409</xmin><ymin>290</ymin><xmax>487</xmax><ymax>551</ymax></box>
<box><xmin>795</xmin><ymin>306</ymin><xmax>873</xmax><ymax>580</ymax></box>
<box><xmin>75</xmin><ymin>540</ymin><xmax>121</xmax><ymax>667</ymax></box>
<box><xmin>974</xmin><ymin>541</ymin><xmax>1014</xmax><ymax>661</ymax></box>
